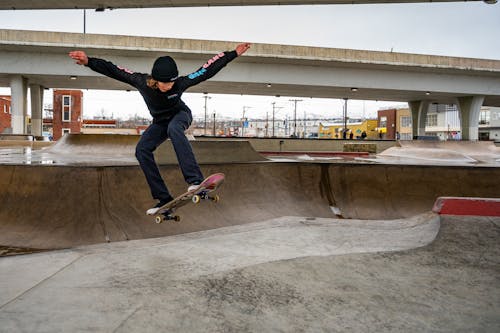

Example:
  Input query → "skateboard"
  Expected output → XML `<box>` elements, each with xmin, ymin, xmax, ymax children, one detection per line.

<box><xmin>151</xmin><ymin>173</ymin><xmax>225</xmax><ymax>223</ymax></box>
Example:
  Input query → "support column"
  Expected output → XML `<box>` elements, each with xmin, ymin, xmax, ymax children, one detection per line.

<box><xmin>30</xmin><ymin>84</ymin><xmax>44</xmax><ymax>136</ymax></box>
<box><xmin>9</xmin><ymin>75</ymin><xmax>28</xmax><ymax>134</ymax></box>
<box><xmin>408</xmin><ymin>100</ymin><xmax>429</xmax><ymax>139</ymax></box>
<box><xmin>456</xmin><ymin>96</ymin><xmax>485</xmax><ymax>141</ymax></box>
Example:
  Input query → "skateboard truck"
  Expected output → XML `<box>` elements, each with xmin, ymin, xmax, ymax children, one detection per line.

<box><xmin>192</xmin><ymin>190</ymin><xmax>220</xmax><ymax>204</ymax></box>
<box><xmin>155</xmin><ymin>209</ymin><xmax>180</xmax><ymax>224</ymax></box>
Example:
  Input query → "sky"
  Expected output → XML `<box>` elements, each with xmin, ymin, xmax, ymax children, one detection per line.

<box><xmin>0</xmin><ymin>2</ymin><xmax>499</xmax><ymax>121</ymax></box>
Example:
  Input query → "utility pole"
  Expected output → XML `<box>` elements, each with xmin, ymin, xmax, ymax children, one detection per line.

<box><xmin>265</xmin><ymin>112</ymin><xmax>269</xmax><ymax>137</ymax></box>
<box><xmin>83</xmin><ymin>10</ymin><xmax>86</xmax><ymax>34</ymax></box>
<box><xmin>271</xmin><ymin>102</ymin><xmax>283</xmax><ymax>137</ymax></box>
<box><xmin>213</xmin><ymin>111</ymin><xmax>216</xmax><ymax>136</ymax></box>
<box><xmin>203</xmin><ymin>93</ymin><xmax>211</xmax><ymax>135</ymax></box>
<box><xmin>343</xmin><ymin>98</ymin><xmax>348</xmax><ymax>139</ymax></box>
<box><xmin>289</xmin><ymin>99</ymin><xmax>302</xmax><ymax>137</ymax></box>
<box><xmin>303</xmin><ymin>109</ymin><xmax>307</xmax><ymax>138</ymax></box>
<box><xmin>241</xmin><ymin>106</ymin><xmax>251</xmax><ymax>137</ymax></box>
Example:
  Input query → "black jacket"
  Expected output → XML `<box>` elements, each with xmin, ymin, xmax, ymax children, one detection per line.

<box><xmin>86</xmin><ymin>50</ymin><xmax>238</xmax><ymax>123</ymax></box>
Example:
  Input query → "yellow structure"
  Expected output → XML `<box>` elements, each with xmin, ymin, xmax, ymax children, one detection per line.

<box><xmin>318</xmin><ymin>119</ymin><xmax>378</xmax><ymax>139</ymax></box>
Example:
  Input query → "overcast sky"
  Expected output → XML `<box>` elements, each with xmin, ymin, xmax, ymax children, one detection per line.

<box><xmin>0</xmin><ymin>2</ymin><xmax>499</xmax><ymax>120</ymax></box>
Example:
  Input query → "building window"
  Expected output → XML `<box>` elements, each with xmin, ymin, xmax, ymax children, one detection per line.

<box><xmin>380</xmin><ymin>116</ymin><xmax>387</xmax><ymax>128</ymax></box>
<box><xmin>62</xmin><ymin>95</ymin><xmax>71</xmax><ymax>122</ymax></box>
<box><xmin>479</xmin><ymin>110</ymin><xmax>490</xmax><ymax>125</ymax></box>
<box><xmin>400</xmin><ymin>116</ymin><xmax>411</xmax><ymax>128</ymax></box>
<box><xmin>426</xmin><ymin>114</ymin><xmax>438</xmax><ymax>127</ymax></box>
<box><xmin>492</xmin><ymin>110</ymin><xmax>500</xmax><ymax>121</ymax></box>
<box><xmin>62</xmin><ymin>128</ymin><xmax>71</xmax><ymax>136</ymax></box>
<box><xmin>400</xmin><ymin>133</ymin><xmax>412</xmax><ymax>140</ymax></box>
<box><xmin>3</xmin><ymin>104</ymin><xmax>6</xmax><ymax>113</ymax></box>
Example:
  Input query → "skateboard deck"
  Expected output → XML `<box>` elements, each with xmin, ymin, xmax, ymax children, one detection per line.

<box><xmin>151</xmin><ymin>173</ymin><xmax>225</xmax><ymax>223</ymax></box>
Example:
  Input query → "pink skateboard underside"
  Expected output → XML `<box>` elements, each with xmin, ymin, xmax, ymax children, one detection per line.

<box><xmin>158</xmin><ymin>173</ymin><xmax>225</xmax><ymax>213</ymax></box>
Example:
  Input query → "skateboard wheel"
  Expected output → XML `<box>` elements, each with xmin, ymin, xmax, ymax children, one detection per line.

<box><xmin>192</xmin><ymin>195</ymin><xmax>201</xmax><ymax>204</ymax></box>
<box><xmin>173</xmin><ymin>215</ymin><xmax>181</xmax><ymax>222</ymax></box>
<box><xmin>212</xmin><ymin>194</ymin><xmax>220</xmax><ymax>203</ymax></box>
<box><xmin>155</xmin><ymin>216</ymin><xmax>163</xmax><ymax>224</ymax></box>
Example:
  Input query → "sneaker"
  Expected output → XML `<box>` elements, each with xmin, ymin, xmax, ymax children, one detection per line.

<box><xmin>188</xmin><ymin>183</ymin><xmax>201</xmax><ymax>192</ymax></box>
<box><xmin>146</xmin><ymin>198</ymin><xmax>172</xmax><ymax>215</ymax></box>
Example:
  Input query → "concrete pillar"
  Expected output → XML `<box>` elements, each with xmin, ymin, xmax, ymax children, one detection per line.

<box><xmin>456</xmin><ymin>96</ymin><xmax>485</xmax><ymax>141</ymax></box>
<box><xmin>9</xmin><ymin>75</ymin><xmax>28</xmax><ymax>134</ymax></box>
<box><xmin>30</xmin><ymin>84</ymin><xmax>44</xmax><ymax>136</ymax></box>
<box><xmin>408</xmin><ymin>100</ymin><xmax>430</xmax><ymax>139</ymax></box>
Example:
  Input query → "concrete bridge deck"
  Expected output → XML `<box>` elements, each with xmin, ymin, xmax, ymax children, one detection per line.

<box><xmin>2</xmin><ymin>29</ymin><xmax>499</xmax><ymax>105</ymax></box>
<box><xmin>1</xmin><ymin>0</ymin><xmax>494</xmax><ymax>10</ymax></box>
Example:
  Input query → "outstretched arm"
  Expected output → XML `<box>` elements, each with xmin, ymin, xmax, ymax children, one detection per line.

<box><xmin>68</xmin><ymin>50</ymin><xmax>142</xmax><ymax>87</ymax></box>
<box><xmin>179</xmin><ymin>42</ymin><xmax>251</xmax><ymax>90</ymax></box>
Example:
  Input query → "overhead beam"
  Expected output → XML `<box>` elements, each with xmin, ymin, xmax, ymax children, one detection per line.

<box><xmin>0</xmin><ymin>0</ymin><xmax>495</xmax><ymax>10</ymax></box>
<box><xmin>1</xmin><ymin>29</ymin><xmax>499</xmax><ymax>107</ymax></box>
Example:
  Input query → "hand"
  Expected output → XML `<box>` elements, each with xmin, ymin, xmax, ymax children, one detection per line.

<box><xmin>69</xmin><ymin>51</ymin><xmax>89</xmax><ymax>65</ymax></box>
<box><xmin>235</xmin><ymin>43</ymin><xmax>251</xmax><ymax>56</ymax></box>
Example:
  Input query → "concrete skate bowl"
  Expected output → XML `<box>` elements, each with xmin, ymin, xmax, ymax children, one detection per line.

<box><xmin>0</xmin><ymin>162</ymin><xmax>499</xmax><ymax>250</ymax></box>
<box><xmin>379</xmin><ymin>141</ymin><xmax>500</xmax><ymax>164</ymax></box>
<box><xmin>46</xmin><ymin>134</ymin><xmax>267</xmax><ymax>164</ymax></box>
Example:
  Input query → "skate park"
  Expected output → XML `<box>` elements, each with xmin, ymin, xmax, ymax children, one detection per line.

<box><xmin>1</xmin><ymin>132</ymin><xmax>499</xmax><ymax>331</ymax></box>
<box><xmin>1</xmin><ymin>1</ymin><xmax>500</xmax><ymax>332</ymax></box>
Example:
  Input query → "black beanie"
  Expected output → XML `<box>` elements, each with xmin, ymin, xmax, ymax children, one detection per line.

<box><xmin>151</xmin><ymin>56</ymin><xmax>178</xmax><ymax>82</ymax></box>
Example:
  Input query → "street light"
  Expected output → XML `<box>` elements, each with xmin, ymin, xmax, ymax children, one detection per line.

<box><xmin>202</xmin><ymin>93</ymin><xmax>211</xmax><ymax>135</ymax></box>
<box><xmin>289</xmin><ymin>99</ymin><xmax>302</xmax><ymax>137</ymax></box>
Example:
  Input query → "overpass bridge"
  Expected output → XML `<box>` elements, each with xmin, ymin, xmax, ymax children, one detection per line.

<box><xmin>1</xmin><ymin>29</ymin><xmax>499</xmax><ymax>140</ymax></box>
<box><xmin>1</xmin><ymin>1</ymin><xmax>496</xmax><ymax>10</ymax></box>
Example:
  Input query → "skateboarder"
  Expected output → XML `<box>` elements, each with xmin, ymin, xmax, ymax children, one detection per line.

<box><xmin>69</xmin><ymin>42</ymin><xmax>251</xmax><ymax>214</ymax></box>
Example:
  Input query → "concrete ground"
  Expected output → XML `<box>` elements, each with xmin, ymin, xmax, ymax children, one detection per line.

<box><xmin>0</xmin><ymin>137</ymin><xmax>499</xmax><ymax>332</ymax></box>
<box><xmin>1</xmin><ymin>213</ymin><xmax>499</xmax><ymax>332</ymax></box>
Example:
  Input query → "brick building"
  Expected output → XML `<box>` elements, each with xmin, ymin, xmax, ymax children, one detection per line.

<box><xmin>378</xmin><ymin>108</ymin><xmax>397</xmax><ymax>139</ymax></box>
<box><xmin>0</xmin><ymin>95</ymin><xmax>12</xmax><ymax>134</ymax></box>
<box><xmin>52</xmin><ymin>90</ymin><xmax>83</xmax><ymax>140</ymax></box>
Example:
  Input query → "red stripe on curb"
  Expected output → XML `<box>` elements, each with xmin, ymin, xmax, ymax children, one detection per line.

<box><xmin>432</xmin><ymin>197</ymin><xmax>500</xmax><ymax>217</ymax></box>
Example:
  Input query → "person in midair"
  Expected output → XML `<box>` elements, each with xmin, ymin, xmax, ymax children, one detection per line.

<box><xmin>69</xmin><ymin>42</ymin><xmax>251</xmax><ymax>214</ymax></box>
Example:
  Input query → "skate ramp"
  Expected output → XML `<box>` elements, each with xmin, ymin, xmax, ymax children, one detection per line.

<box><xmin>379</xmin><ymin>140</ymin><xmax>500</xmax><ymax>164</ymax></box>
<box><xmin>0</xmin><ymin>162</ymin><xmax>499</xmax><ymax>250</ymax></box>
<box><xmin>47</xmin><ymin>134</ymin><xmax>267</xmax><ymax>164</ymax></box>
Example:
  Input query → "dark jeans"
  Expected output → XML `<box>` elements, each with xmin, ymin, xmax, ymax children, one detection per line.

<box><xmin>135</xmin><ymin>110</ymin><xmax>204</xmax><ymax>202</ymax></box>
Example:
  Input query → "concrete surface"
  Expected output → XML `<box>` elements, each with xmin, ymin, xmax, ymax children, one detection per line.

<box><xmin>0</xmin><ymin>138</ymin><xmax>499</xmax><ymax>331</ymax></box>
<box><xmin>0</xmin><ymin>214</ymin><xmax>498</xmax><ymax>332</ymax></box>
<box><xmin>45</xmin><ymin>134</ymin><xmax>267</xmax><ymax>165</ymax></box>
<box><xmin>1</xmin><ymin>161</ymin><xmax>499</xmax><ymax>250</ymax></box>
<box><xmin>360</xmin><ymin>140</ymin><xmax>500</xmax><ymax>166</ymax></box>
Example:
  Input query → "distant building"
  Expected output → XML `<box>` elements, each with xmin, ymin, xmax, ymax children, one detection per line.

<box><xmin>479</xmin><ymin>106</ymin><xmax>500</xmax><ymax>142</ymax></box>
<box><xmin>376</xmin><ymin>104</ymin><xmax>500</xmax><ymax>141</ymax></box>
<box><xmin>52</xmin><ymin>90</ymin><xmax>83</xmax><ymax>140</ymax></box>
<box><xmin>424</xmin><ymin>104</ymin><xmax>461</xmax><ymax>140</ymax></box>
<box><xmin>81</xmin><ymin>119</ymin><xmax>138</xmax><ymax>135</ymax></box>
<box><xmin>377</xmin><ymin>107</ymin><xmax>412</xmax><ymax>140</ymax></box>
<box><xmin>396</xmin><ymin>108</ymin><xmax>412</xmax><ymax>140</ymax></box>
<box><xmin>318</xmin><ymin>119</ymin><xmax>378</xmax><ymax>139</ymax></box>
<box><xmin>0</xmin><ymin>95</ymin><xmax>12</xmax><ymax>134</ymax></box>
